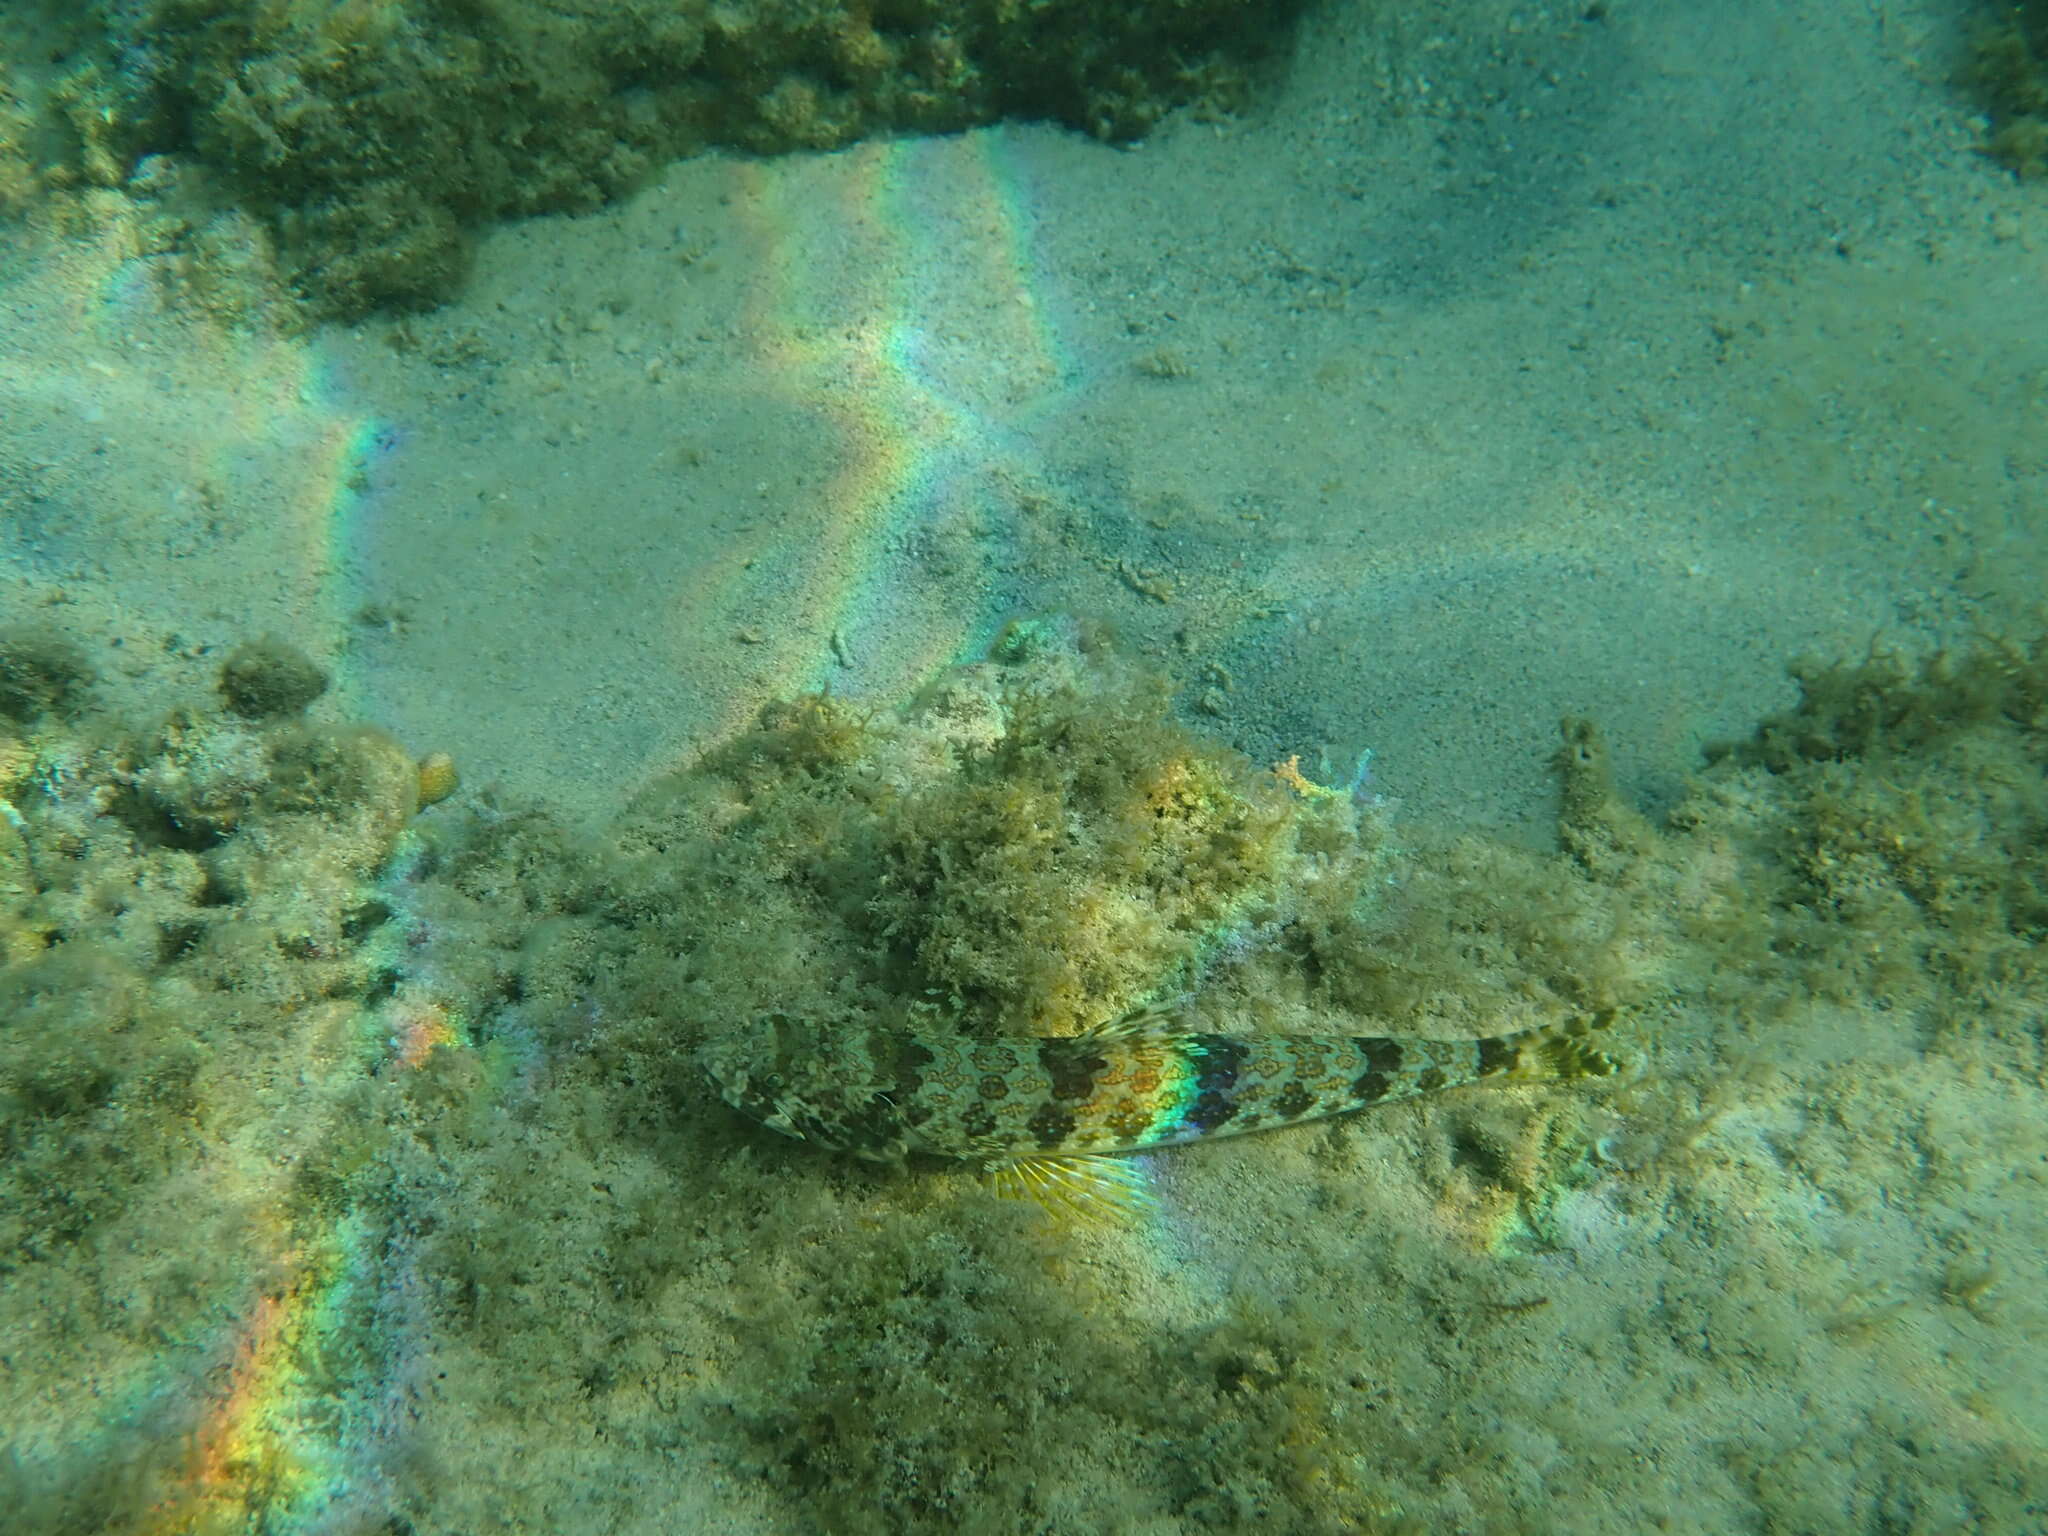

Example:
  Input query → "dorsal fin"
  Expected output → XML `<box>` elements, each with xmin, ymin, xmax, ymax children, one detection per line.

<box><xmin>1075</xmin><ymin>1005</ymin><xmax>1188</xmax><ymax>1045</ymax></box>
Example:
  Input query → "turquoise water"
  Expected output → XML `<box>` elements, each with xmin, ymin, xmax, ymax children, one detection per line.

<box><xmin>1</xmin><ymin>2</ymin><xmax>2044</xmax><ymax>1532</ymax></box>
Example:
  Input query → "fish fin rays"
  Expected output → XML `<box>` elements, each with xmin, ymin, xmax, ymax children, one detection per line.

<box><xmin>1076</xmin><ymin>1005</ymin><xmax>1194</xmax><ymax>1048</ymax></box>
<box><xmin>985</xmin><ymin>1153</ymin><xmax>1157</xmax><ymax>1225</ymax></box>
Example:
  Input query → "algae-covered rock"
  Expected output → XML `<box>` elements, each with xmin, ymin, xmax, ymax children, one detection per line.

<box><xmin>1970</xmin><ymin>0</ymin><xmax>2048</xmax><ymax>178</ymax></box>
<box><xmin>11</xmin><ymin>619</ymin><xmax>2048</xmax><ymax>1535</ymax></box>
<box><xmin>608</xmin><ymin>615</ymin><xmax>1390</xmax><ymax>1042</ymax></box>
<box><xmin>0</xmin><ymin>626</ymin><xmax>95</xmax><ymax>722</ymax></box>
<box><xmin>218</xmin><ymin>634</ymin><xmax>330</xmax><ymax>719</ymax></box>
<box><xmin>0</xmin><ymin>630</ymin><xmax>466</xmax><ymax>1527</ymax></box>
<box><xmin>0</xmin><ymin>65</ymin><xmax>35</xmax><ymax>214</ymax></box>
<box><xmin>28</xmin><ymin>0</ymin><xmax>1301</xmax><ymax>316</ymax></box>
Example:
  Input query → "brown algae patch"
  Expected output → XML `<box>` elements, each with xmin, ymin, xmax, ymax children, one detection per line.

<box><xmin>3</xmin><ymin>622</ymin><xmax>2047</xmax><ymax>1532</ymax></box>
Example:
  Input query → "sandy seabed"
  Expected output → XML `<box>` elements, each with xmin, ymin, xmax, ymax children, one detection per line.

<box><xmin>1</xmin><ymin>0</ymin><xmax>2044</xmax><ymax>1531</ymax></box>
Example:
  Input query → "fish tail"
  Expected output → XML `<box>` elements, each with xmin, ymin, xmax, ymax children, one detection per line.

<box><xmin>1503</xmin><ymin>1008</ymin><xmax>1622</xmax><ymax>1082</ymax></box>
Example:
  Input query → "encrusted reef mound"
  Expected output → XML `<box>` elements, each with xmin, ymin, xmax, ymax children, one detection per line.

<box><xmin>1691</xmin><ymin>635</ymin><xmax>2048</xmax><ymax>1019</ymax></box>
<box><xmin>12</xmin><ymin>0</ymin><xmax>1300</xmax><ymax>316</ymax></box>
<box><xmin>1970</xmin><ymin>0</ymin><xmax>2048</xmax><ymax>178</ymax></box>
<box><xmin>417</xmin><ymin>624</ymin><xmax>2048</xmax><ymax>1535</ymax></box>
<box><xmin>611</xmin><ymin>614</ymin><xmax>1395</xmax><ymax>1049</ymax></box>
<box><xmin>6</xmin><ymin>621</ymin><xmax>2048</xmax><ymax>1534</ymax></box>
<box><xmin>0</xmin><ymin>630</ymin><xmax>452</xmax><ymax>1530</ymax></box>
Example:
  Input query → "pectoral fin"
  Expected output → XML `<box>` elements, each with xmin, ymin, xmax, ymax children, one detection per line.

<box><xmin>985</xmin><ymin>1153</ymin><xmax>1157</xmax><ymax>1225</ymax></box>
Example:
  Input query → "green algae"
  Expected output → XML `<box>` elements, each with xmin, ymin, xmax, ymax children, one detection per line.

<box><xmin>5</xmin><ymin>0</ymin><xmax>1302</xmax><ymax>318</ymax></box>
<box><xmin>0</xmin><ymin>626</ymin><xmax>95</xmax><ymax>724</ymax></box>
<box><xmin>5</xmin><ymin>622</ymin><xmax>2048</xmax><ymax>1532</ymax></box>
<box><xmin>1970</xmin><ymin>1</ymin><xmax>2048</xmax><ymax>178</ymax></box>
<box><xmin>216</xmin><ymin>635</ymin><xmax>330</xmax><ymax>721</ymax></box>
<box><xmin>0</xmin><ymin>655</ymin><xmax>432</xmax><ymax>1532</ymax></box>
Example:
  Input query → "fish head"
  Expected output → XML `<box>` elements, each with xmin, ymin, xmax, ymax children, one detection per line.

<box><xmin>701</xmin><ymin>1013</ymin><xmax>830</xmax><ymax>1132</ymax></box>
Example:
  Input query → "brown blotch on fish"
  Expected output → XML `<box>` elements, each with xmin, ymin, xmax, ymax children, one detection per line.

<box><xmin>1039</xmin><ymin>1038</ymin><xmax>1110</xmax><ymax>1101</ymax></box>
<box><xmin>1476</xmin><ymin>1036</ymin><xmax>1518</xmax><ymax>1076</ymax></box>
<box><xmin>1029</xmin><ymin>1101</ymin><xmax>1079</xmax><ymax>1148</ymax></box>
<box><xmin>1351</xmin><ymin>1071</ymin><xmax>1394</xmax><ymax>1104</ymax></box>
<box><xmin>1356</xmin><ymin>1037</ymin><xmax>1405</xmax><ymax>1075</ymax></box>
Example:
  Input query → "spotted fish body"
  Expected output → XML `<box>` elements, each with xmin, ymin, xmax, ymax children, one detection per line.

<box><xmin>704</xmin><ymin>1010</ymin><xmax>1617</xmax><ymax>1204</ymax></box>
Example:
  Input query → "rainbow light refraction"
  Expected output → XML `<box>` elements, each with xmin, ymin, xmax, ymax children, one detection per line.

<box><xmin>4</xmin><ymin>126</ymin><xmax>1126</xmax><ymax>1529</ymax></box>
<box><xmin>717</xmin><ymin>127</ymin><xmax>1088</xmax><ymax>706</ymax></box>
<box><xmin>0</xmin><ymin>210</ymin><xmax>415</xmax><ymax>1533</ymax></box>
